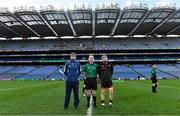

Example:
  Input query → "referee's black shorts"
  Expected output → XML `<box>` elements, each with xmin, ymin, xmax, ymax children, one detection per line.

<box><xmin>85</xmin><ymin>78</ymin><xmax>97</xmax><ymax>90</ymax></box>
<box><xmin>101</xmin><ymin>81</ymin><xmax>113</xmax><ymax>88</ymax></box>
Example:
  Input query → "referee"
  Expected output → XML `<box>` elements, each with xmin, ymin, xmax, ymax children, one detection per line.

<box><xmin>83</xmin><ymin>54</ymin><xmax>98</xmax><ymax>108</ymax></box>
<box><xmin>97</xmin><ymin>54</ymin><xmax>114</xmax><ymax>109</ymax></box>
<box><xmin>151</xmin><ymin>64</ymin><xmax>158</xmax><ymax>93</ymax></box>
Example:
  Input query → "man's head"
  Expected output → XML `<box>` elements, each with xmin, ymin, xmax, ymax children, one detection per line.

<box><xmin>88</xmin><ymin>54</ymin><xmax>94</xmax><ymax>64</ymax></box>
<box><xmin>101</xmin><ymin>54</ymin><xmax>108</xmax><ymax>63</ymax></box>
<box><xmin>152</xmin><ymin>64</ymin><xmax>157</xmax><ymax>69</ymax></box>
<box><xmin>70</xmin><ymin>52</ymin><xmax>77</xmax><ymax>60</ymax></box>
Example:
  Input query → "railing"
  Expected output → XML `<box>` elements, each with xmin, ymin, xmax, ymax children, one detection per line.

<box><xmin>96</xmin><ymin>3</ymin><xmax>120</xmax><ymax>10</ymax></box>
<box><xmin>14</xmin><ymin>6</ymin><xmax>36</xmax><ymax>13</ymax></box>
<box><xmin>124</xmin><ymin>3</ymin><xmax>148</xmax><ymax>10</ymax></box>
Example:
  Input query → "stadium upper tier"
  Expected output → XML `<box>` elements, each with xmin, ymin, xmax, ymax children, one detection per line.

<box><xmin>0</xmin><ymin>37</ymin><xmax>180</xmax><ymax>51</ymax></box>
<box><xmin>0</xmin><ymin>4</ymin><xmax>179</xmax><ymax>39</ymax></box>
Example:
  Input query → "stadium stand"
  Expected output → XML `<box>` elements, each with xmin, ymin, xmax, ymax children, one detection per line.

<box><xmin>131</xmin><ymin>65</ymin><xmax>177</xmax><ymax>79</ymax></box>
<box><xmin>0</xmin><ymin>38</ymin><xmax>180</xmax><ymax>51</ymax></box>
<box><xmin>0</xmin><ymin>4</ymin><xmax>179</xmax><ymax>80</ymax></box>
<box><xmin>17</xmin><ymin>66</ymin><xmax>57</xmax><ymax>80</ymax></box>
<box><xmin>0</xmin><ymin>64</ymin><xmax>179</xmax><ymax>80</ymax></box>
<box><xmin>46</xmin><ymin>66</ymin><xmax>65</xmax><ymax>80</ymax></box>
<box><xmin>156</xmin><ymin>64</ymin><xmax>180</xmax><ymax>79</ymax></box>
<box><xmin>113</xmin><ymin>65</ymin><xmax>140</xmax><ymax>80</ymax></box>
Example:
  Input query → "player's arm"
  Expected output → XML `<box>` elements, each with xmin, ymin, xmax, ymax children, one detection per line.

<box><xmin>96</xmin><ymin>64</ymin><xmax>101</xmax><ymax>84</ymax></box>
<box><xmin>155</xmin><ymin>70</ymin><xmax>159</xmax><ymax>82</ymax></box>
<box><xmin>64</xmin><ymin>63</ymin><xmax>67</xmax><ymax>76</ymax></box>
<box><xmin>83</xmin><ymin>72</ymin><xmax>87</xmax><ymax>80</ymax></box>
<box><xmin>78</xmin><ymin>63</ymin><xmax>81</xmax><ymax>77</ymax></box>
<box><xmin>151</xmin><ymin>70</ymin><xmax>154</xmax><ymax>80</ymax></box>
<box><xmin>97</xmin><ymin>74</ymin><xmax>101</xmax><ymax>85</ymax></box>
<box><xmin>82</xmin><ymin>65</ymin><xmax>87</xmax><ymax>80</ymax></box>
<box><xmin>110</xmin><ymin>63</ymin><xmax>114</xmax><ymax>78</ymax></box>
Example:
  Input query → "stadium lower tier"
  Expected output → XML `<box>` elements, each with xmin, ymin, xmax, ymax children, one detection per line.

<box><xmin>0</xmin><ymin>64</ymin><xmax>179</xmax><ymax>81</ymax></box>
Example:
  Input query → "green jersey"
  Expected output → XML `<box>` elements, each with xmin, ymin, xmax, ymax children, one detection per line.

<box><xmin>151</xmin><ymin>68</ymin><xmax>157</xmax><ymax>78</ymax></box>
<box><xmin>83</xmin><ymin>63</ymin><xmax>97</xmax><ymax>78</ymax></box>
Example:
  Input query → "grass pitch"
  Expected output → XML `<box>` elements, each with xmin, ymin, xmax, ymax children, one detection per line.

<box><xmin>0</xmin><ymin>80</ymin><xmax>180</xmax><ymax>115</ymax></box>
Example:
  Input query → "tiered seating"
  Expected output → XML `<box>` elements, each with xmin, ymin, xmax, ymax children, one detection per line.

<box><xmin>0</xmin><ymin>38</ymin><xmax>180</xmax><ymax>51</ymax></box>
<box><xmin>113</xmin><ymin>65</ymin><xmax>139</xmax><ymax>80</ymax></box>
<box><xmin>131</xmin><ymin>65</ymin><xmax>151</xmax><ymax>79</ymax></box>
<box><xmin>18</xmin><ymin>66</ymin><xmax>57</xmax><ymax>80</ymax></box>
<box><xmin>47</xmin><ymin>67</ymin><xmax>64</xmax><ymax>80</ymax></box>
<box><xmin>0</xmin><ymin>66</ymin><xmax>36</xmax><ymax>80</ymax></box>
<box><xmin>132</xmin><ymin>65</ymin><xmax>177</xmax><ymax>79</ymax></box>
<box><xmin>0</xmin><ymin>66</ymin><xmax>16</xmax><ymax>80</ymax></box>
<box><xmin>0</xmin><ymin>64</ymin><xmax>179</xmax><ymax>81</ymax></box>
<box><xmin>0</xmin><ymin>66</ymin><xmax>14</xmax><ymax>73</ymax></box>
<box><xmin>94</xmin><ymin>38</ymin><xmax>180</xmax><ymax>50</ymax></box>
<box><xmin>157</xmin><ymin>65</ymin><xmax>180</xmax><ymax>79</ymax></box>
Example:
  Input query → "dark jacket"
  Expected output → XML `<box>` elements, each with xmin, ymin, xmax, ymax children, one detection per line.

<box><xmin>97</xmin><ymin>62</ymin><xmax>113</xmax><ymax>81</ymax></box>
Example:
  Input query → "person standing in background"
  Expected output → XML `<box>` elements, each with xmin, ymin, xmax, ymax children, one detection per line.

<box><xmin>151</xmin><ymin>64</ymin><xmax>158</xmax><ymax>93</ymax></box>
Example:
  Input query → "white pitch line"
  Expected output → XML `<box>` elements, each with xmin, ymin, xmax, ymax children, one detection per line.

<box><xmin>0</xmin><ymin>82</ymin><xmax>60</xmax><ymax>93</ymax></box>
<box><xmin>87</xmin><ymin>96</ymin><xmax>93</xmax><ymax>116</ymax></box>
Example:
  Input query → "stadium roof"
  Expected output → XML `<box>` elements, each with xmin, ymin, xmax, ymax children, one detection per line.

<box><xmin>0</xmin><ymin>4</ymin><xmax>179</xmax><ymax>39</ymax></box>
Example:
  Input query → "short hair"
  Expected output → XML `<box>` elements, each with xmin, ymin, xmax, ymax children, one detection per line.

<box><xmin>101</xmin><ymin>54</ymin><xmax>107</xmax><ymax>58</ymax></box>
<box><xmin>89</xmin><ymin>53</ymin><xmax>94</xmax><ymax>56</ymax></box>
<box><xmin>70</xmin><ymin>52</ymin><xmax>77</xmax><ymax>57</ymax></box>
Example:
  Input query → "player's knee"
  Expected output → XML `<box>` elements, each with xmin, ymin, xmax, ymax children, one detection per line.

<box><xmin>86</xmin><ymin>90</ymin><xmax>91</xmax><ymax>96</ymax></box>
<box><xmin>101</xmin><ymin>91</ymin><xmax>105</xmax><ymax>95</ymax></box>
<box><xmin>109</xmin><ymin>86</ymin><xmax>113</xmax><ymax>91</ymax></box>
<box><xmin>101</xmin><ymin>89</ymin><xmax>105</xmax><ymax>94</ymax></box>
<box><xmin>109</xmin><ymin>89</ymin><xmax>113</xmax><ymax>94</ymax></box>
<box><xmin>92</xmin><ymin>90</ymin><xmax>96</xmax><ymax>96</ymax></box>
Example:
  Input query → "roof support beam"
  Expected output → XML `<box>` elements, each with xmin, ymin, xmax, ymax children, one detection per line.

<box><xmin>11</xmin><ymin>13</ymin><xmax>40</xmax><ymax>37</ymax></box>
<box><xmin>166</xmin><ymin>24</ymin><xmax>180</xmax><ymax>35</ymax></box>
<box><xmin>65</xmin><ymin>11</ymin><xmax>77</xmax><ymax>37</ymax></box>
<box><xmin>0</xmin><ymin>33</ymin><xmax>7</xmax><ymax>38</ymax></box>
<box><xmin>38</xmin><ymin>12</ymin><xmax>58</xmax><ymax>37</ymax></box>
<box><xmin>110</xmin><ymin>10</ymin><xmax>122</xmax><ymax>36</ymax></box>
<box><xmin>0</xmin><ymin>21</ymin><xmax>23</xmax><ymax>38</ymax></box>
<box><xmin>128</xmin><ymin>10</ymin><xmax>150</xmax><ymax>36</ymax></box>
<box><xmin>148</xmin><ymin>10</ymin><xmax>178</xmax><ymax>35</ymax></box>
<box><xmin>92</xmin><ymin>10</ymin><xmax>95</xmax><ymax>36</ymax></box>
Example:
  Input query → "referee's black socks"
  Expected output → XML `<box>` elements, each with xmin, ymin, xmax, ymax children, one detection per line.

<box><xmin>87</xmin><ymin>96</ymin><xmax>90</xmax><ymax>107</ymax></box>
<box><xmin>87</xmin><ymin>96</ymin><xmax>97</xmax><ymax>107</ymax></box>
<box><xmin>93</xmin><ymin>96</ymin><xmax>96</xmax><ymax>107</ymax></box>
